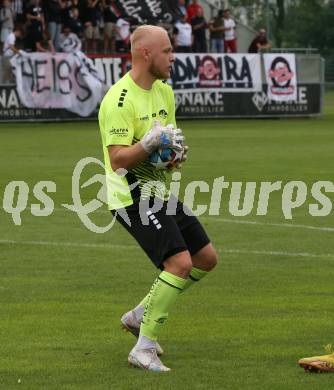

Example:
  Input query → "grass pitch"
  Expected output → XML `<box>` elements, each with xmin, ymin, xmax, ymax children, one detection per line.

<box><xmin>1</xmin><ymin>93</ymin><xmax>334</xmax><ymax>389</ymax></box>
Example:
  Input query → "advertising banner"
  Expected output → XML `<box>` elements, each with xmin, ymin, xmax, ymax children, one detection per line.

<box><xmin>10</xmin><ymin>51</ymin><xmax>104</xmax><ymax>117</ymax></box>
<box><xmin>173</xmin><ymin>53</ymin><xmax>262</xmax><ymax>92</ymax></box>
<box><xmin>263</xmin><ymin>54</ymin><xmax>298</xmax><ymax>102</ymax></box>
<box><xmin>0</xmin><ymin>53</ymin><xmax>321</xmax><ymax>121</ymax></box>
<box><xmin>174</xmin><ymin>85</ymin><xmax>320</xmax><ymax>118</ymax></box>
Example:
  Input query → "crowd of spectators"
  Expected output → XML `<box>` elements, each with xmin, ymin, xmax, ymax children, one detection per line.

<box><xmin>0</xmin><ymin>0</ymin><xmax>270</xmax><ymax>58</ymax></box>
<box><xmin>1</xmin><ymin>0</ymin><xmax>133</xmax><ymax>57</ymax></box>
<box><xmin>172</xmin><ymin>5</ymin><xmax>237</xmax><ymax>53</ymax></box>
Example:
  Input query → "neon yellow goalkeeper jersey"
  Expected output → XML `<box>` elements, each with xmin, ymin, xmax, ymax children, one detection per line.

<box><xmin>99</xmin><ymin>72</ymin><xmax>177</xmax><ymax>210</ymax></box>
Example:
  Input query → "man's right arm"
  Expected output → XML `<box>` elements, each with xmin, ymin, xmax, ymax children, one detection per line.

<box><xmin>108</xmin><ymin>144</ymin><xmax>149</xmax><ymax>172</ymax></box>
<box><xmin>107</xmin><ymin>120</ymin><xmax>184</xmax><ymax>172</ymax></box>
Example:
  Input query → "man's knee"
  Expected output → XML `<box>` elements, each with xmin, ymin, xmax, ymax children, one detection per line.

<box><xmin>192</xmin><ymin>244</ymin><xmax>218</xmax><ymax>272</ymax></box>
<box><xmin>163</xmin><ymin>251</ymin><xmax>192</xmax><ymax>278</ymax></box>
<box><xmin>206</xmin><ymin>248</ymin><xmax>218</xmax><ymax>270</ymax></box>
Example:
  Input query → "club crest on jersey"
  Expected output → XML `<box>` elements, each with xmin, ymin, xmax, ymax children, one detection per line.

<box><xmin>159</xmin><ymin>109</ymin><xmax>168</xmax><ymax>119</ymax></box>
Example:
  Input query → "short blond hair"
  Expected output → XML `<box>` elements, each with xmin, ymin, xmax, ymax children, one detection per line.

<box><xmin>131</xmin><ymin>25</ymin><xmax>168</xmax><ymax>53</ymax></box>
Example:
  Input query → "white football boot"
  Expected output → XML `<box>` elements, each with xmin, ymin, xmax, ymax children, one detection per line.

<box><xmin>128</xmin><ymin>347</ymin><xmax>171</xmax><ymax>372</ymax></box>
<box><xmin>120</xmin><ymin>310</ymin><xmax>164</xmax><ymax>356</ymax></box>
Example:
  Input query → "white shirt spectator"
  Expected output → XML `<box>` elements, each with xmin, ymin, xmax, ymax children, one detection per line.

<box><xmin>3</xmin><ymin>31</ymin><xmax>16</xmax><ymax>58</ymax></box>
<box><xmin>60</xmin><ymin>32</ymin><xmax>82</xmax><ymax>53</ymax></box>
<box><xmin>0</xmin><ymin>6</ymin><xmax>14</xmax><ymax>43</ymax></box>
<box><xmin>224</xmin><ymin>18</ymin><xmax>236</xmax><ymax>40</ymax></box>
<box><xmin>174</xmin><ymin>21</ymin><xmax>192</xmax><ymax>47</ymax></box>
<box><xmin>116</xmin><ymin>18</ymin><xmax>130</xmax><ymax>41</ymax></box>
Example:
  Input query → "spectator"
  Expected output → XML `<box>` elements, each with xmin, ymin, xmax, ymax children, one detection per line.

<box><xmin>175</xmin><ymin>0</ymin><xmax>187</xmax><ymax>21</ymax></box>
<box><xmin>2</xmin><ymin>23</ymin><xmax>23</xmax><ymax>84</ymax></box>
<box><xmin>2</xmin><ymin>23</ymin><xmax>23</xmax><ymax>58</ymax></box>
<box><xmin>25</xmin><ymin>0</ymin><xmax>47</xmax><ymax>52</ymax></box>
<box><xmin>173</xmin><ymin>14</ymin><xmax>192</xmax><ymax>53</ymax></box>
<box><xmin>11</xmin><ymin>0</ymin><xmax>25</xmax><ymax>24</ymax></box>
<box><xmin>187</xmin><ymin>0</ymin><xmax>203</xmax><ymax>23</ymax></box>
<box><xmin>96</xmin><ymin>1</ymin><xmax>105</xmax><ymax>33</ymax></box>
<box><xmin>102</xmin><ymin>0</ymin><xmax>118</xmax><ymax>53</ymax></box>
<box><xmin>156</xmin><ymin>18</ymin><xmax>174</xmax><ymax>41</ymax></box>
<box><xmin>248</xmin><ymin>29</ymin><xmax>272</xmax><ymax>53</ymax></box>
<box><xmin>0</xmin><ymin>0</ymin><xmax>15</xmax><ymax>50</ymax></box>
<box><xmin>40</xmin><ymin>31</ymin><xmax>56</xmax><ymax>53</ymax></box>
<box><xmin>59</xmin><ymin>0</ymin><xmax>79</xmax><ymax>26</ymax></box>
<box><xmin>209</xmin><ymin>9</ymin><xmax>224</xmax><ymax>53</ymax></box>
<box><xmin>83</xmin><ymin>0</ymin><xmax>100</xmax><ymax>53</ymax></box>
<box><xmin>115</xmin><ymin>16</ymin><xmax>130</xmax><ymax>53</ymax></box>
<box><xmin>60</xmin><ymin>25</ymin><xmax>82</xmax><ymax>52</ymax></box>
<box><xmin>45</xmin><ymin>0</ymin><xmax>63</xmax><ymax>51</ymax></box>
<box><xmin>223</xmin><ymin>9</ymin><xmax>237</xmax><ymax>53</ymax></box>
<box><xmin>65</xmin><ymin>7</ymin><xmax>83</xmax><ymax>38</ymax></box>
<box><xmin>191</xmin><ymin>8</ymin><xmax>207</xmax><ymax>53</ymax></box>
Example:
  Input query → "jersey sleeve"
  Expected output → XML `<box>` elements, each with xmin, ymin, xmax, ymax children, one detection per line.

<box><xmin>103</xmin><ymin>99</ymin><xmax>135</xmax><ymax>146</ymax></box>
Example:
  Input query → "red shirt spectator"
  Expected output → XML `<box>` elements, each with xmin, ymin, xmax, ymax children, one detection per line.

<box><xmin>187</xmin><ymin>0</ymin><xmax>203</xmax><ymax>22</ymax></box>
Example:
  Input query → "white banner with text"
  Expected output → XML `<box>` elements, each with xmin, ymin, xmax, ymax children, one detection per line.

<box><xmin>10</xmin><ymin>51</ymin><xmax>104</xmax><ymax>117</ymax></box>
<box><xmin>172</xmin><ymin>53</ymin><xmax>262</xmax><ymax>92</ymax></box>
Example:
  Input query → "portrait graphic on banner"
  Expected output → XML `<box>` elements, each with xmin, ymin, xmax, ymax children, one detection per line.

<box><xmin>263</xmin><ymin>54</ymin><xmax>297</xmax><ymax>102</ymax></box>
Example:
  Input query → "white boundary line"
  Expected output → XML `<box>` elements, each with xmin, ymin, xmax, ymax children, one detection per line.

<box><xmin>203</xmin><ymin>217</ymin><xmax>334</xmax><ymax>233</ymax></box>
<box><xmin>1</xmin><ymin>239</ymin><xmax>334</xmax><ymax>259</ymax></box>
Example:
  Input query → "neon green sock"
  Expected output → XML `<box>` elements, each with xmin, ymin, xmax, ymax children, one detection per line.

<box><xmin>140</xmin><ymin>271</ymin><xmax>187</xmax><ymax>341</ymax></box>
<box><xmin>136</xmin><ymin>267</ymin><xmax>209</xmax><ymax>312</ymax></box>
<box><xmin>182</xmin><ymin>267</ymin><xmax>208</xmax><ymax>292</ymax></box>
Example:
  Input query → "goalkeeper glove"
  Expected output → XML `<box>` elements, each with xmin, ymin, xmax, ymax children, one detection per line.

<box><xmin>174</xmin><ymin>145</ymin><xmax>189</xmax><ymax>169</ymax></box>
<box><xmin>140</xmin><ymin>121</ymin><xmax>185</xmax><ymax>153</ymax></box>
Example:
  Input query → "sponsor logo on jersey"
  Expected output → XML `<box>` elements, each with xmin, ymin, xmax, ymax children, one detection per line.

<box><xmin>109</xmin><ymin>127</ymin><xmax>128</xmax><ymax>136</ymax></box>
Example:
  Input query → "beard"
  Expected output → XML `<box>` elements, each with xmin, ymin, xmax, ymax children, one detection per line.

<box><xmin>148</xmin><ymin>61</ymin><xmax>169</xmax><ymax>80</ymax></box>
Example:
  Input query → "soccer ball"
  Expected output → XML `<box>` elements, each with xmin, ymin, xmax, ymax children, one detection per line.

<box><xmin>148</xmin><ymin>146</ymin><xmax>183</xmax><ymax>170</ymax></box>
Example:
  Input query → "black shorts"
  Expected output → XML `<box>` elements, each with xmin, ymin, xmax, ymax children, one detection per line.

<box><xmin>112</xmin><ymin>196</ymin><xmax>210</xmax><ymax>269</ymax></box>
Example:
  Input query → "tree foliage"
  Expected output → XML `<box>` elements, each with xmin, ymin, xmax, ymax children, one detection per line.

<box><xmin>284</xmin><ymin>0</ymin><xmax>334</xmax><ymax>55</ymax></box>
<box><xmin>229</xmin><ymin>0</ymin><xmax>334</xmax><ymax>54</ymax></box>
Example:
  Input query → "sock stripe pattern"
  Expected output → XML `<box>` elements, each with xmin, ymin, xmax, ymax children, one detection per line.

<box><xmin>182</xmin><ymin>267</ymin><xmax>209</xmax><ymax>292</ymax></box>
<box><xmin>158</xmin><ymin>276</ymin><xmax>183</xmax><ymax>290</ymax></box>
<box><xmin>189</xmin><ymin>274</ymin><xmax>200</xmax><ymax>282</ymax></box>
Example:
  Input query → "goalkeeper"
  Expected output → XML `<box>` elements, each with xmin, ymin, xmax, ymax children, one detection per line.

<box><xmin>98</xmin><ymin>25</ymin><xmax>218</xmax><ymax>372</ymax></box>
